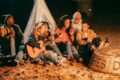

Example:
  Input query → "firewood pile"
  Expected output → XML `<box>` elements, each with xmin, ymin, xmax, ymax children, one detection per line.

<box><xmin>0</xmin><ymin>59</ymin><xmax>120</xmax><ymax>80</ymax></box>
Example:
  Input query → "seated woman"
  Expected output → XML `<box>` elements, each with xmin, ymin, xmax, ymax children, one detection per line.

<box><xmin>26</xmin><ymin>31</ymin><xmax>45</xmax><ymax>59</ymax></box>
<box><xmin>55</xmin><ymin>15</ymin><xmax>79</xmax><ymax>59</ymax></box>
<box><xmin>0</xmin><ymin>15</ymin><xmax>22</xmax><ymax>66</ymax></box>
<box><xmin>26</xmin><ymin>22</ymin><xmax>62</xmax><ymax>64</ymax></box>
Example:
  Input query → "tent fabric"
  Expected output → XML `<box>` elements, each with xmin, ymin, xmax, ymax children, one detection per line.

<box><xmin>23</xmin><ymin>0</ymin><xmax>56</xmax><ymax>43</ymax></box>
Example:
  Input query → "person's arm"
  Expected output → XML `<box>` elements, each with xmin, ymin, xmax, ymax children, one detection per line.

<box><xmin>55</xmin><ymin>28</ymin><xmax>69</xmax><ymax>43</ymax></box>
<box><xmin>14</xmin><ymin>24</ymin><xmax>23</xmax><ymax>36</ymax></box>
<box><xmin>55</xmin><ymin>32</ymin><xmax>69</xmax><ymax>43</ymax></box>
<box><xmin>69</xmin><ymin>28</ymin><xmax>75</xmax><ymax>42</ymax></box>
<box><xmin>0</xmin><ymin>27</ymin><xmax>2</xmax><ymax>37</ymax></box>
<box><xmin>0</xmin><ymin>27</ymin><xmax>11</xmax><ymax>37</ymax></box>
<box><xmin>54</xmin><ymin>29</ymin><xmax>62</xmax><ymax>43</ymax></box>
<box><xmin>88</xmin><ymin>29</ymin><xmax>97</xmax><ymax>42</ymax></box>
<box><xmin>76</xmin><ymin>32</ymin><xmax>84</xmax><ymax>45</ymax></box>
<box><xmin>55</xmin><ymin>35</ymin><xmax>63</xmax><ymax>43</ymax></box>
<box><xmin>91</xmin><ymin>30</ymin><xmax>97</xmax><ymax>38</ymax></box>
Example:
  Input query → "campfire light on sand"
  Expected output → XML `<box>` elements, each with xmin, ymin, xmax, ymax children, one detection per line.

<box><xmin>0</xmin><ymin>59</ymin><xmax>120</xmax><ymax>80</ymax></box>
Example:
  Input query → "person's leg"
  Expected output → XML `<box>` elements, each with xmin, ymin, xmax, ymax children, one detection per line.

<box><xmin>44</xmin><ymin>51</ymin><xmax>59</xmax><ymax>64</ymax></box>
<box><xmin>40</xmin><ymin>56</ymin><xmax>49</xmax><ymax>64</ymax></box>
<box><xmin>72</xmin><ymin>46</ymin><xmax>79</xmax><ymax>56</ymax></box>
<box><xmin>47</xmin><ymin>42</ymin><xmax>62</xmax><ymax>56</ymax></box>
<box><xmin>15</xmin><ymin>50</ymin><xmax>24</xmax><ymax>63</ymax></box>
<box><xmin>72</xmin><ymin>46</ymin><xmax>82</xmax><ymax>61</ymax></box>
<box><xmin>66</xmin><ymin>41</ymin><xmax>73</xmax><ymax>59</ymax></box>
<box><xmin>79</xmin><ymin>44</ymin><xmax>92</xmax><ymax>66</ymax></box>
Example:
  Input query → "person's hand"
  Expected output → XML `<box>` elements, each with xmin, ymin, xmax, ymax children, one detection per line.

<box><xmin>9</xmin><ymin>28</ymin><xmax>15</xmax><ymax>38</ymax></box>
<box><xmin>55</xmin><ymin>38</ymin><xmax>62</xmax><ymax>43</ymax></box>
<box><xmin>38</xmin><ymin>40</ymin><xmax>44</xmax><ymax>47</ymax></box>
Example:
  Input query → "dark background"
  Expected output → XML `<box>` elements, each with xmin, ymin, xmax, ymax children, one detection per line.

<box><xmin>0</xmin><ymin>0</ymin><xmax>120</xmax><ymax>30</ymax></box>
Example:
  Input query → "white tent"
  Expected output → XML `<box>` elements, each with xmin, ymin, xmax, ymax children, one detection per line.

<box><xmin>23</xmin><ymin>0</ymin><xmax>56</xmax><ymax>43</ymax></box>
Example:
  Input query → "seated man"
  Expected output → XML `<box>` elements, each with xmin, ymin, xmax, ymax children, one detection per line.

<box><xmin>76</xmin><ymin>22</ymin><xmax>101</xmax><ymax>65</ymax></box>
<box><xmin>76</xmin><ymin>21</ymin><xmax>110</xmax><ymax>66</ymax></box>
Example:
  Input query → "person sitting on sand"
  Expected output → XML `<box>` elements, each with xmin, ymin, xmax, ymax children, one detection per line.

<box><xmin>55</xmin><ymin>15</ymin><xmax>79</xmax><ymax>59</ymax></box>
<box><xmin>0</xmin><ymin>15</ymin><xmax>23</xmax><ymax>66</ymax></box>
<box><xmin>76</xmin><ymin>21</ymin><xmax>110</xmax><ymax>65</ymax></box>
<box><xmin>76</xmin><ymin>22</ymin><xmax>100</xmax><ymax>65</ymax></box>
<box><xmin>26</xmin><ymin>22</ymin><xmax>62</xmax><ymax>64</ymax></box>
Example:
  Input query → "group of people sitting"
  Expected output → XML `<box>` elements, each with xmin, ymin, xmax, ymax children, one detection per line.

<box><xmin>0</xmin><ymin>11</ymin><xmax>109</xmax><ymax>66</ymax></box>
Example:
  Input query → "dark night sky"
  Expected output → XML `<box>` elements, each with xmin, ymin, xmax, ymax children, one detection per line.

<box><xmin>93</xmin><ymin>0</ymin><xmax>120</xmax><ymax>15</ymax></box>
<box><xmin>0</xmin><ymin>0</ymin><xmax>120</xmax><ymax>29</ymax></box>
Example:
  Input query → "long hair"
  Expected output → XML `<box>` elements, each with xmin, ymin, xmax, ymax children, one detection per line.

<box><xmin>58</xmin><ymin>15</ymin><xmax>71</xmax><ymax>29</ymax></box>
<box><xmin>4</xmin><ymin>14</ymin><xmax>14</xmax><ymax>26</ymax></box>
<box><xmin>35</xmin><ymin>21</ymin><xmax>50</xmax><ymax>30</ymax></box>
